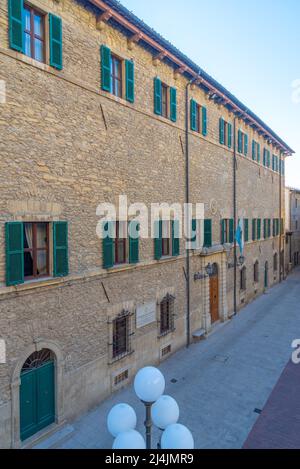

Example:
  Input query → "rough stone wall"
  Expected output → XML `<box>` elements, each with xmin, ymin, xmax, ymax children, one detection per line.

<box><xmin>0</xmin><ymin>0</ymin><xmax>287</xmax><ymax>447</ymax></box>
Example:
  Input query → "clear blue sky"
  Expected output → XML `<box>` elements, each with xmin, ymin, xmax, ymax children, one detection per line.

<box><xmin>121</xmin><ymin>0</ymin><xmax>300</xmax><ymax>189</ymax></box>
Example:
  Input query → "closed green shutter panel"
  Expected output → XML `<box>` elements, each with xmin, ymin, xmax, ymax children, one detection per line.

<box><xmin>154</xmin><ymin>220</ymin><xmax>162</xmax><ymax>260</ymax></box>
<box><xmin>49</xmin><ymin>14</ymin><xmax>63</xmax><ymax>70</ymax></box>
<box><xmin>204</xmin><ymin>219</ymin><xmax>212</xmax><ymax>248</ymax></box>
<box><xmin>53</xmin><ymin>221</ymin><xmax>68</xmax><ymax>277</ymax></box>
<box><xmin>267</xmin><ymin>151</ymin><xmax>270</xmax><ymax>168</ymax></box>
<box><xmin>154</xmin><ymin>77</ymin><xmax>162</xmax><ymax>115</ymax></box>
<box><xmin>8</xmin><ymin>0</ymin><xmax>24</xmax><ymax>52</ymax></box>
<box><xmin>170</xmin><ymin>87</ymin><xmax>177</xmax><ymax>122</ymax></box>
<box><xmin>264</xmin><ymin>219</ymin><xmax>267</xmax><ymax>239</ymax></box>
<box><xmin>219</xmin><ymin>118</ymin><xmax>225</xmax><ymax>145</ymax></box>
<box><xmin>172</xmin><ymin>220</ymin><xmax>180</xmax><ymax>256</ymax></box>
<box><xmin>257</xmin><ymin>218</ymin><xmax>261</xmax><ymax>240</ymax></box>
<box><xmin>229</xmin><ymin>219</ymin><xmax>234</xmax><ymax>243</ymax></box>
<box><xmin>102</xmin><ymin>222</ymin><xmax>114</xmax><ymax>269</ymax></box>
<box><xmin>190</xmin><ymin>99</ymin><xmax>197</xmax><ymax>131</ymax></box>
<box><xmin>125</xmin><ymin>60</ymin><xmax>134</xmax><ymax>103</ymax></box>
<box><xmin>268</xmin><ymin>219</ymin><xmax>271</xmax><ymax>238</ymax></box>
<box><xmin>257</xmin><ymin>143</ymin><xmax>261</xmax><ymax>163</ymax></box>
<box><xmin>129</xmin><ymin>220</ymin><xmax>139</xmax><ymax>264</ymax></box>
<box><xmin>238</xmin><ymin>131</ymin><xmax>242</xmax><ymax>153</ymax></box>
<box><xmin>5</xmin><ymin>221</ymin><xmax>24</xmax><ymax>286</ymax></box>
<box><xmin>244</xmin><ymin>219</ymin><xmax>249</xmax><ymax>242</ymax></box>
<box><xmin>273</xmin><ymin>219</ymin><xmax>276</xmax><ymax>237</ymax></box>
<box><xmin>244</xmin><ymin>134</ymin><xmax>248</xmax><ymax>156</ymax></box>
<box><xmin>252</xmin><ymin>141</ymin><xmax>256</xmax><ymax>161</ymax></box>
<box><xmin>263</xmin><ymin>149</ymin><xmax>266</xmax><ymax>166</ymax></box>
<box><xmin>202</xmin><ymin>106</ymin><xmax>207</xmax><ymax>136</ymax></box>
<box><xmin>101</xmin><ymin>45</ymin><xmax>111</xmax><ymax>92</ymax></box>
<box><xmin>191</xmin><ymin>218</ymin><xmax>197</xmax><ymax>246</ymax></box>
<box><xmin>252</xmin><ymin>219</ymin><xmax>256</xmax><ymax>241</ymax></box>
<box><xmin>227</xmin><ymin>123</ymin><xmax>232</xmax><ymax>148</ymax></box>
<box><xmin>221</xmin><ymin>219</ymin><xmax>226</xmax><ymax>244</ymax></box>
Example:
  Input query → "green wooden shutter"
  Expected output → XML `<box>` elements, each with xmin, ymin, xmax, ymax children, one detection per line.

<box><xmin>5</xmin><ymin>221</ymin><xmax>24</xmax><ymax>286</ymax></box>
<box><xmin>227</xmin><ymin>123</ymin><xmax>232</xmax><ymax>148</ymax></box>
<box><xmin>202</xmin><ymin>106</ymin><xmax>207</xmax><ymax>136</ymax></box>
<box><xmin>221</xmin><ymin>219</ymin><xmax>226</xmax><ymax>244</ymax></box>
<box><xmin>264</xmin><ymin>219</ymin><xmax>267</xmax><ymax>239</ymax></box>
<box><xmin>53</xmin><ymin>221</ymin><xmax>68</xmax><ymax>277</ymax></box>
<box><xmin>191</xmin><ymin>218</ymin><xmax>197</xmax><ymax>247</ymax></box>
<box><xmin>263</xmin><ymin>149</ymin><xmax>266</xmax><ymax>166</ymax></box>
<box><xmin>49</xmin><ymin>14</ymin><xmax>63</xmax><ymax>70</ymax></box>
<box><xmin>171</xmin><ymin>220</ymin><xmax>180</xmax><ymax>256</ymax></box>
<box><xmin>154</xmin><ymin>77</ymin><xmax>162</xmax><ymax>115</ymax></box>
<box><xmin>101</xmin><ymin>45</ymin><xmax>111</xmax><ymax>92</ymax></box>
<box><xmin>238</xmin><ymin>130</ymin><xmax>242</xmax><ymax>153</ymax></box>
<box><xmin>252</xmin><ymin>141</ymin><xmax>256</xmax><ymax>161</ymax></box>
<box><xmin>257</xmin><ymin>218</ymin><xmax>261</xmax><ymax>240</ymax></box>
<box><xmin>257</xmin><ymin>143</ymin><xmax>261</xmax><ymax>163</ymax></box>
<box><xmin>8</xmin><ymin>0</ymin><xmax>24</xmax><ymax>52</ymax></box>
<box><xmin>229</xmin><ymin>219</ymin><xmax>234</xmax><ymax>243</ymax></box>
<box><xmin>252</xmin><ymin>219</ymin><xmax>256</xmax><ymax>241</ymax></box>
<box><xmin>129</xmin><ymin>220</ymin><xmax>139</xmax><ymax>264</ymax></box>
<box><xmin>125</xmin><ymin>60</ymin><xmax>134</xmax><ymax>103</ymax></box>
<box><xmin>170</xmin><ymin>87</ymin><xmax>177</xmax><ymax>122</ymax></box>
<box><xmin>190</xmin><ymin>99</ymin><xmax>197</xmax><ymax>131</ymax></box>
<box><xmin>102</xmin><ymin>221</ymin><xmax>114</xmax><ymax>269</ymax></box>
<box><xmin>267</xmin><ymin>151</ymin><xmax>270</xmax><ymax>168</ymax></box>
<box><xmin>244</xmin><ymin>219</ymin><xmax>249</xmax><ymax>242</ymax></box>
<box><xmin>204</xmin><ymin>219</ymin><xmax>212</xmax><ymax>247</ymax></box>
<box><xmin>244</xmin><ymin>134</ymin><xmax>248</xmax><ymax>156</ymax></box>
<box><xmin>154</xmin><ymin>220</ymin><xmax>162</xmax><ymax>260</ymax></box>
<box><xmin>219</xmin><ymin>118</ymin><xmax>225</xmax><ymax>144</ymax></box>
<box><xmin>268</xmin><ymin>219</ymin><xmax>271</xmax><ymax>238</ymax></box>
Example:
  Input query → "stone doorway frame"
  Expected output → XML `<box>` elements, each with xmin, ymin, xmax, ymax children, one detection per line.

<box><xmin>10</xmin><ymin>338</ymin><xmax>64</xmax><ymax>448</ymax></box>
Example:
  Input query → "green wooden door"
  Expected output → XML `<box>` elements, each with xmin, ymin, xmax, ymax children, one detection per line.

<box><xmin>20</xmin><ymin>361</ymin><xmax>55</xmax><ymax>441</ymax></box>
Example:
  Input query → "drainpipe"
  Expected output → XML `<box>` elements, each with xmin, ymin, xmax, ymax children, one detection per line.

<box><xmin>185</xmin><ymin>76</ymin><xmax>198</xmax><ymax>347</ymax></box>
<box><xmin>279</xmin><ymin>155</ymin><xmax>282</xmax><ymax>282</ymax></box>
<box><xmin>233</xmin><ymin>116</ymin><xmax>237</xmax><ymax>316</ymax></box>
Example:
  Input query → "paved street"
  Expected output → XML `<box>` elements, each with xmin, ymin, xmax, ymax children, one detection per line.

<box><xmin>36</xmin><ymin>268</ymin><xmax>300</xmax><ymax>449</ymax></box>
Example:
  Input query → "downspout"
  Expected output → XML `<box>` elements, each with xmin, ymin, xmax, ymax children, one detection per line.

<box><xmin>185</xmin><ymin>76</ymin><xmax>198</xmax><ymax>347</ymax></box>
<box><xmin>233</xmin><ymin>116</ymin><xmax>237</xmax><ymax>315</ymax></box>
<box><xmin>279</xmin><ymin>156</ymin><xmax>282</xmax><ymax>282</ymax></box>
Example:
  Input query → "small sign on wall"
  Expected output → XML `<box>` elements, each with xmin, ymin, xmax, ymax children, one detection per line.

<box><xmin>136</xmin><ymin>302</ymin><xmax>156</xmax><ymax>328</ymax></box>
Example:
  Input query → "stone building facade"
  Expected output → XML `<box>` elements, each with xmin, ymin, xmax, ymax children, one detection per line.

<box><xmin>285</xmin><ymin>187</ymin><xmax>300</xmax><ymax>271</ymax></box>
<box><xmin>0</xmin><ymin>0</ymin><xmax>293</xmax><ymax>447</ymax></box>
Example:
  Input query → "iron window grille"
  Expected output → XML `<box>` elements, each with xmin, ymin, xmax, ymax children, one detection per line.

<box><xmin>109</xmin><ymin>310</ymin><xmax>134</xmax><ymax>362</ymax></box>
<box><xmin>158</xmin><ymin>294</ymin><xmax>176</xmax><ymax>337</ymax></box>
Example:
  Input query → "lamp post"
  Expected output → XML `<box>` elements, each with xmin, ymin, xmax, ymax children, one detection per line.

<box><xmin>107</xmin><ymin>366</ymin><xmax>194</xmax><ymax>449</ymax></box>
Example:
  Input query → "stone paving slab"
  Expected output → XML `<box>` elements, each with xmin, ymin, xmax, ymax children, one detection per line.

<box><xmin>35</xmin><ymin>269</ymin><xmax>300</xmax><ymax>449</ymax></box>
<box><xmin>243</xmin><ymin>360</ymin><xmax>300</xmax><ymax>449</ymax></box>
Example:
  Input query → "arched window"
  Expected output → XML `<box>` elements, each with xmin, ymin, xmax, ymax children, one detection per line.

<box><xmin>254</xmin><ymin>261</ymin><xmax>259</xmax><ymax>283</ymax></box>
<box><xmin>273</xmin><ymin>253</ymin><xmax>278</xmax><ymax>272</ymax></box>
<box><xmin>21</xmin><ymin>349</ymin><xmax>54</xmax><ymax>372</ymax></box>
<box><xmin>240</xmin><ymin>266</ymin><xmax>247</xmax><ymax>291</ymax></box>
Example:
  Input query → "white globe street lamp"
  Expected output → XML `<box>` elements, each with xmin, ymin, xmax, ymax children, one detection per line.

<box><xmin>161</xmin><ymin>423</ymin><xmax>194</xmax><ymax>449</ymax></box>
<box><xmin>134</xmin><ymin>366</ymin><xmax>165</xmax><ymax>449</ymax></box>
<box><xmin>151</xmin><ymin>395</ymin><xmax>179</xmax><ymax>430</ymax></box>
<box><xmin>107</xmin><ymin>403</ymin><xmax>137</xmax><ymax>437</ymax></box>
<box><xmin>113</xmin><ymin>430</ymin><xmax>146</xmax><ymax>449</ymax></box>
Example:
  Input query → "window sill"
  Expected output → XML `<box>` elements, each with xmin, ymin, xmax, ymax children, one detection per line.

<box><xmin>108</xmin><ymin>350</ymin><xmax>134</xmax><ymax>366</ymax></box>
<box><xmin>1</xmin><ymin>48</ymin><xmax>58</xmax><ymax>75</ymax></box>
<box><xmin>158</xmin><ymin>328</ymin><xmax>175</xmax><ymax>339</ymax></box>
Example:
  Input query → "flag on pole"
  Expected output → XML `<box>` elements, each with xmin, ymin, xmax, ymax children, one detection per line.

<box><xmin>235</xmin><ymin>219</ymin><xmax>244</xmax><ymax>255</ymax></box>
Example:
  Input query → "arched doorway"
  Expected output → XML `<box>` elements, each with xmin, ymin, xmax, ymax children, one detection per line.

<box><xmin>264</xmin><ymin>261</ymin><xmax>269</xmax><ymax>289</ymax></box>
<box><xmin>209</xmin><ymin>263</ymin><xmax>219</xmax><ymax>323</ymax></box>
<box><xmin>20</xmin><ymin>349</ymin><xmax>55</xmax><ymax>441</ymax></box>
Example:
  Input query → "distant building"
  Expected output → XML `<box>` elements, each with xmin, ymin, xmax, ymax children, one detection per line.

<box><xmin>285</xmin><ymin>187</ymin><xmax>300</xmax><ymax>271</ymax></box>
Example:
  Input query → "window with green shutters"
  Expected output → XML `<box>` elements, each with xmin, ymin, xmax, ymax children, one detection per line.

<box><xmin>221</xmin><ymin>219</ymin><xmax>234</xmax><ymax>244</ymax></box>
<box><xmin>8</xmin><ymin>2</ymin><xmax>63</xmax><ymax>69</ymax></box>
<box><xmin>238</xmin><ymin>130</ymin><xmax>248</xmax><ymax>156</ymax></box>
<box><xmin>263</xmin><ymin>149</ymin><xmax>271</xmax><ymax>168</ymax></box>
<box><xmin>252</xmin><ymin>140</ymin><xmax>260</xmax><ymax>162</ymax></box>
<box><xmin>49</xmin><ymin>13</ymin><xmax>63</xmax><ymax>70</ymax></box>
<box><xmin>5</xmin><ymin>222</ymin><xmax>24</xmax><ymax>286</ymax></box>
<box><xmin>154</xmin><ymin>78</ymin><xmax>177</xmax><ymax>122</ymax></box>
<box><xmin>154</xmin><ymin>220</ymin><xmax>179</xmax><ymax>259</ymax></box>
<box><xmin>53</xmin><ymin>221</ymin><xmax>68</xmax><ymax>277</ymax></box>
<box><xmin>191</xmin><ymin>100</ymin><xmax>207</xmax><ymax>136</ymax></box>
<box><xmin>219</xmin><ymin>118</ymin><xmax>232</xmax><ymax>148</ymax></box>
<box><xmin>101</xmin><ymin>47</ymin><xmax>135</xmax><ymax>103</ymax></box>
<box><xmin>252</xmin><ymin>219</ymin><xmax>257</xmax><ymax>241</ymax></box>
<box><xmin>102</xmin><ymin>221</ymin><xmax>139</xmax><ymax>268</ymax></box>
